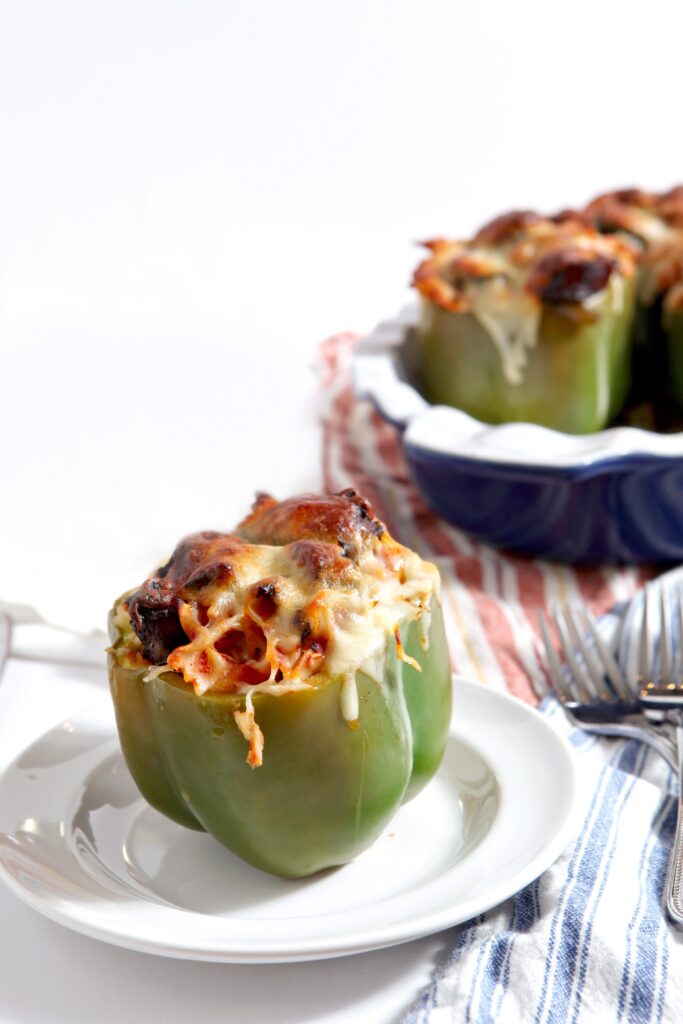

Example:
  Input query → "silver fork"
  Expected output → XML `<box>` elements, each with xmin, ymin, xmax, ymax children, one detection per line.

<box><xmin>638</xmin><ymin>584</ymin><xmax>683</xmax><ymax>925</ymax></box>
<box><xmin>539</xmin><ymin>605</ymin><xmax>677</xmax><ymax>771</ymax></box>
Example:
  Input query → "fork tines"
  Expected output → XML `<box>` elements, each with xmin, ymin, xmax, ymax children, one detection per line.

<box><xmin>638</xmin><ymin>583</ymin><xmax>683</xmax><ymax>707</ymax></box>
<box><xmin>539</xmin><ymin>604</ymin><xmax>631</xmax><ymax>708</ymax></box>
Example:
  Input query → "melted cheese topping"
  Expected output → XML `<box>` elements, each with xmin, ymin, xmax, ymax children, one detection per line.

<box><xmin>117</xmin><ymin>493</ymin><xmax>441</xmax><ymax>767</ymax></box>
<box><xmin>584</xmin><ymin>188</ymin><xmax>683</xmax><ymax>309</ymax></box>
<box><xmin>624</xmin><ymin>209</ymin><xmax>672</xmax><ymax>245</ymax></box>
<box><xmin>640</xmin><ymin>232</ymin><xmax>683</xmax><ymax>309</ymax></box>
<box><xmin>158</xmin><ymin>541</ymin><xmax>437</xmax><ymax>700</ymax></box>
<box><xmin>413</xmin><ymin>218</ymin><xmax>635</xmax><ymax>387</ymax></box>
<box><xmin>467</xmin><ymin>277</ymin><xmax>541</xmax><ymax>386</ymax></box>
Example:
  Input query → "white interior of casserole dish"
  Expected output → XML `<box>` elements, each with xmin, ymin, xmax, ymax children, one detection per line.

<box><xmin>352</xmin><ymin>305</ymin><xmax>683</xmax><ymax>469</ymax></box>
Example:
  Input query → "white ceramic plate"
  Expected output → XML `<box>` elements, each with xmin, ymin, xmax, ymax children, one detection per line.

<box><xmin>0</xmin><ymin>678</ymin><xmax>578</xmax><ymax>963</ymax></box>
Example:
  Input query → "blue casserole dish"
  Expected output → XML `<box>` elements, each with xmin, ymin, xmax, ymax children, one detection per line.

<box><xmin>352</xmin><ymin>307</ymin><xmax>683</xmax><ymax>564</ymax></box>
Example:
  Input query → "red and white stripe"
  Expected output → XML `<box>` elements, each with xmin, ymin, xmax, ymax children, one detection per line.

<box><xmin>320</xmin><ymin>334</ymin><xmax>652</xmax><ymax>706</ymax></box>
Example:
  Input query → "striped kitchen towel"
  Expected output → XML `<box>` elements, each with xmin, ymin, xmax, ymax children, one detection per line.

<box><xmin>320</xmin><ymin>332</ymin><xmax>652</xmax><ymax>704</ymax></box>
<box><xmin>405</xmin><ymin>700</ymin><xmax>681</xmax><ymax>1024</ymax></box>
<box><xmin>320</xmin><ymin>333</ymin><xmax>683</xmax><ymax>1023</ymax></box>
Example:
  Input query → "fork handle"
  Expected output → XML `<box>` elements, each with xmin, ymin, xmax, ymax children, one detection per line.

<box><xmin>665</xmin><ymin>723</ymin><xmax>683</xmax><ymax>924</ymax></box>
<box><xmin>586</xmin><ymin>722</ymin><xmax>677</xmax><ymax>772</ymax></box>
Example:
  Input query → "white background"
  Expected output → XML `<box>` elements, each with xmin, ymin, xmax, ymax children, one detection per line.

<box><xmin>1</xmin><ymin>1</ymin><xmax>681</xmax><ymax>1020</ymax></box>
<box><xmin>2</xmin><ymin>0</ymin><xmax>682</xmax><ymax>630</ymax></box>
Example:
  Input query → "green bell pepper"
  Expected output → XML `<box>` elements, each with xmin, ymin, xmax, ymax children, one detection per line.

<box><xmin>413</xmin><ymin>214</ymin><xmax>639</xmax><ymax>434</ymax></box>
<box><xmin>666</xmin><ymin>310</ymin><xmax>683</xmax><ymax>414</ymax></box>
<box><xmin>582</xmin><ymin>186</ymin><xmax>683</xmax><ymax>419</ymax></box>
<box><xmin>417</xmin><ymin>280</ymin><xmax>636</xmax><ymax>435</ymax></box>
<box><xmin>108</xmin><ymin>594</ymin><xmax>452</xmax><ymax>879</ymax></box>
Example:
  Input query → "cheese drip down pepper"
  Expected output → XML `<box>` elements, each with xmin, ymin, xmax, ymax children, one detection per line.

<box><xmin>107</xmin><ymin>490</ymin><xmax>452</xmax><ymax>878</ymax></box>
<box><xmin>413</xmin><ymin>212</ymin><xmax>637</xmax><ymax>434</ymax></box>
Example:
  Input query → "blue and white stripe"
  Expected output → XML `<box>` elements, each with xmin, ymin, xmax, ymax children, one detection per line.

<box><xmin>405</xmin><ymin>704</ymin><xmax>680</xmax><ymax>1024</ymax></box>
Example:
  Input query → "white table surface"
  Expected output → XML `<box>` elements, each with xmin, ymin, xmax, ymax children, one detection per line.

<box><xmin>2</xmin><ymin>1</ymin><xmax>682</xmax><ymax>1020</ymax></box>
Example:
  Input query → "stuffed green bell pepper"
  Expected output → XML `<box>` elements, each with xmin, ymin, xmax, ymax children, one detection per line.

<box><xmin>412</xmin><ymin>211</ymin><xmax>637</xmax><ymax>434</ymax></box>
<box><xmin>107</xmin><ymin>490</ymin><xmax>452</xmax><ymax>879</ymax></box>
<box><xmin>584</xmin><ymin>186</ymin><xmax>683</xmax><ymax>417</ymax></box>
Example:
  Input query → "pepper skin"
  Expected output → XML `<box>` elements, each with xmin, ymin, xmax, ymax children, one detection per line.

<box><xmin>417</xmin><ymin>280</ymin><xmax>636</xmax><ymax>435</ymax></box>
<box><xmin>108</xmin><ymin>595</ymin><xmax>451</xmax><ymax>879</ymax></box>
<box><xmin>582</xmin><ymin>186</ymin><xmax>683</xmax><ymax>415</ymax></box>
<box><xmin>667</xmin><ymin>311</ymin><xmax>683</xmax><ymax>413</ymax></box>
<box><xmin>413</xmin><ymin>216</ymin><xmax>637</xmax><ymax>435</ymax></box>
